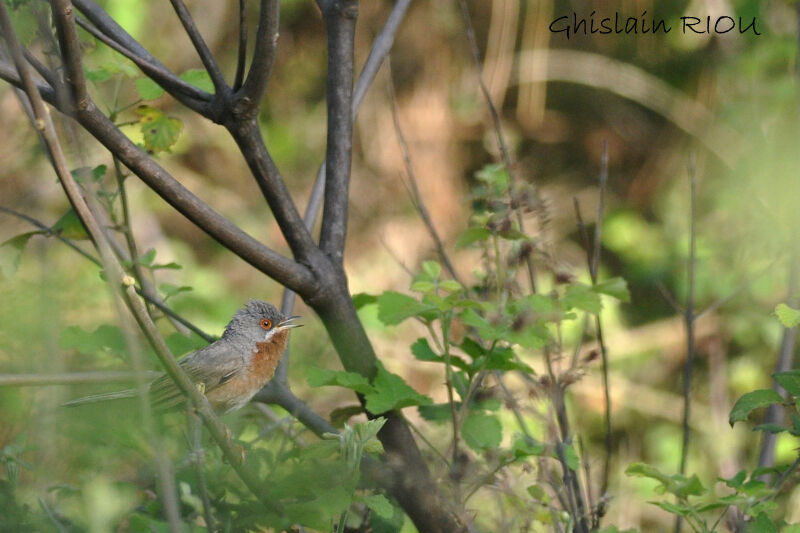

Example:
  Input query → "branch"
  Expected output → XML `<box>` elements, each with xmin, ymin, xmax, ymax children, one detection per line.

<box><xmin>457</xmin><ymin>0</ymin><xmax>540</xmax><ymax>293</ymax></box>
<box><xmin>0</xmin><ymin>61</ymin><xmax>317</xmax><ymax>295</ymax></box>
<box><xmin>22</xmin><ymin>48</ymin><xmax>57</xmax><ymax>89</ymax></box>
<box><xmin>226</xmin><ymin>120</ymin><xmax>319</xmax><ymax>263</ymax></box>
<box><xmin>387</xmin><ymin>62</ymin><xmax>462</xmax><ymax>284</ymax></box>
<box><xmin>352</xmin><ymin>0</ymin><xmax>412</xmax><ymax>112</ymax></box>
<box><xmin>72</xmin><ymin>0</ymin><xmax>212</xmax><ymax>106</ymax></box>
<box><xmin>75</xmin><ymin>16</ymin><xmax>210</xmax><ymax>109</ymax></box>
<box><xmin>238</xmin><ymin>0</ymin><xmax>279</xmax><ymax>105</ymax></box>
<box><xmin>0</xmin><ymin>371</ymin><xmax>160</xmax><ymax>386</ymax></box>
<box><xmin>319</xmin><ymin>0</ymin><xmax>358</xmax><ymax>261</ymax></box>
<box><xmin>593</xmin><ymin>143</ymin><xmax>612</xmax><ymax>495</ymax></box>
<box><xmin>50</xmin><ymin>0</ymin><xmax>88</xmax><ymax>107</ymax></box>
<box><xmin>76</xmin><ymin>105</ymin><xmax>316</xmax><ymax>294</ymax></box>
<box><xmin>233</xmin><ymin>0</ymin><xmax>248</xmax><ymax>91</ymax></box>
<box><xmin>0</xmin><ymin>205</ymin><xmax>213</xmax><ymax>341</ymax></box>
<box><xmin>0</xmin><ymin>59</ymin><xmax>56</xmax><ymax>101</ymax></box>
<box><xmin>270</xmin><ymin>0</ymin><xmax>413</xmax><ymax>382</ymax></box>
<box><xmin>168</xmin><ymin>0</ymin><xmax>227</xmax><ymax>92</ymax></box>
<box><xmin>758</xmin><ymin>252</ymin><xmax>799</xmax><ymax>474</ymax></box>
<box><xmin>254</xmin><ymin>381</ymin><xmax>336</xmax><ymax>437</ymax></box>
<box><xmin>676</xmin><ymin>154</ymin><xmax>698</xmax><ymax>533</ymax></box>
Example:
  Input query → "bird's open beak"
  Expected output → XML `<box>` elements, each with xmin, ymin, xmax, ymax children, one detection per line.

<box><xmin>278</xmin><ymin>315</ymin><xmax>303</xmax><ymax>329</ymax></box>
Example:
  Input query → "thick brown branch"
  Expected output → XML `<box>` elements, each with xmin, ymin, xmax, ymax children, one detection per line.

<box><xmin>319</xmin><ymin>0</ymin><xmax>357</xmax><ymax>262</ymax></box>
<box><xmin>226</xmin><ymin>119</ymin><xmax>318</xmax><ymax>263</ymax></box>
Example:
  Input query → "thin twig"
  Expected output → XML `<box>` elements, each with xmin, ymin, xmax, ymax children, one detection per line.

<box><xmin>0</xmin><ymin>205</ymin><xmax>214</xmax><ymax>342</ymax></box>
<box><xmin>188</xmin><ymin>414</ymin><xmax>216</xmax><ymax>533</ymax></box>
<box><xmin>758</xmin><ymin>251</ymin><xmax>798</xmax><ymax>474</ymax></box>
<box><xmin>675</xmin><ymin>153</ymin><xmax>698</xmax><ymax>533</ymax></box>
<box><xmin>169</xmin><ymin>0</ymin><xmax>227</xmax><ymax>92</ymax></box>
<box><xmin>72</xmin><ymin>4</ymin><xmax>211</xmax><ymax>105</ymax></box>
<box><xmin>239</xmin><ymin>0</ymin><xmax>279</xmax><ymax>102</ymax></box>
<box><xmin>457</xmin><ymin>0</ymin><xmax>538</xmax><ymax>294</ymax></box>
<box><xmin>657</xmin><ymin>281</ymin><xmax>685</xmax><ymax>315</ymax></box>
<box><xmin>50</xmin><ymin>0</ymin><xmax>88</xmax><ymax>105</ymax></box>
<box><xmin>387</xmin><ymin>60</ymin><xmax>463</xmax><ymax>285</ymax></box>
<box><xmin>233</xmin><ymin>0</ymin><xmax>248</xmax><ymax>91</ymax></box>
<box><xmin>593</xmin><ymin>143</ymin><xmax>612</xmax><ymax>495</ymax></box>
<box><xmin>0</xmin><ymin>371</ymin><xmax>160</xmax><ymax>386</ymax></box>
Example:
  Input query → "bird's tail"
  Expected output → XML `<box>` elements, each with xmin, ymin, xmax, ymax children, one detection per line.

<box><xmin>62</xmin><ymin>389</ymin><xmax>137</xmax><ymax>407</ymax></box>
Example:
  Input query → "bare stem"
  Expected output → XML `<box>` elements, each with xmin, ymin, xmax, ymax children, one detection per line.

<box><xmin>675</xmin><ymin>153</ymin><xmax>698</xmax><ymax>533</ymax></box>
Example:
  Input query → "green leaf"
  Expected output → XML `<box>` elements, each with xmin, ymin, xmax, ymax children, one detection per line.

<box><xmin>329</xmin><ymin>405</ymin><xmax>364</xmax><ymax>427</ymax></box>
<box><xmin>773</xmin><ymin>369</ymin><xmax>800</xmax><ymax>397</ymax></box>
<box><xmin>593</xmin><ymin>277</ymin><xmax>631</xmax><ymax>302</ymax></box>
<box><xmin>159</xmin><ymin>283</ymin><xmax>192</xmax><ymax>300</ymax></box>
<box><xmin>306</xmin><ymin>367</ymin><xmax>374</xmax><ymax>395</ymax></box>
<box><xmin>352</xmin><ymin>292</ymin><xmax>377</xmax><ymax>310</ymax></box>
<box><xmin>376</xmin><ymin>291</ymin><xmax>436</xmax><ymax>326</ymax></box>
<box><xmin>459</xmin><ymin>308</ymin><xmax>503</xmax><ymax>341</ymax></box>
<box><xmin>752</xmin><ymin>423</ymin><xmax>787</xmax><ymax>434</ymax></box>
<box><xmin>51</xmin><ymin>209</ymin><xmax>89</xmax><ymax>240</ymax></box>
<box><xmin>364</xmin><ymin>366</ymin><xmax>432</xmax><ymax>414</ymax></box>
<box><xmin>625</xmin><ymin>462</ymin><xmax>670</xmax><ymax>485</ymax></box>
<box><xmin>729</xmin><ymin>389</ymin><xmax>784</xmax><ymax>426</ymax></box>
<box><xmin>135</xmin><ymin>105</ymin><xmax>183</xmax><ymax>153</ymax></box>
<box><xmin>475</xmin><ymin>163</ymin><xmax>509</xmax><ymax>193</ymax></box>
<box><xmin>165</xmin><ymin>333</ymin><xmax>209</xmax><ymax>357</ymax></box>
<box><xmin>151</xmin><ymin>262</ymin><xmax>182</xmax><ymax>270</ymax></box>
<box><xmin>461</xmin><ymin>412</ymin><xmax>502</xmax><ymax>451</ymax></box>
<box><xmin>70</xmin><ymin>165</ymin><xmax>107</xmax><ymax>182</ymax></box>
<box><xmin>134</xmin><ymin>78</ymin><xmax>164</xmax><ymax>100</ymax></box>
<box><xmin>562</xmin><ymin>283</ymin><xmax>603</xmax><ymax>314</ymax></box>
<box><xmin>59</xmin><ymin>324</ymin><xmax>127</xmax><ymax>357</ymax></box>
<box><xmin>0</xmin><ymin>232</ymin><xmax>37</xmax><ymax>279</ymax></box>
<box><xmin>137</xmin><ymin>248</ymin><xmax>157</xmax><ymax>266</ymax></box>
<box><xmin>745</xmin><ymin>512</ymin><xmax>779</xmax><ymax>533</ymax></box>
<box><xmin>561</xmin><ymin>443</ymin><xmax>580</xmax><ymax>471</ymax></box>
<box><xmin>179</xmin><ymin>69</ymin><xmax>214</xmax><ymax>93</ymax></box>
<box><xmin>421</xmin><ymin>261</ymin><xmax>441</xmax><ymax>279</ymax></box>
<box><xmin>720</xmin><ymin>470</ymin><xmax>747</xmax><ymax>489</ymax></box>
<box><xmin>410</xmin><ymin>338</ymin><xmax>440</xmax><ymax>362</ymax></box>
<box><xmin>362</xmin><ymin>493</ymin><xmax>394</xmax><ymax>520</ymax></box>
<box><xmin>410</xmin><ymin>280</ymin><xmax>436</xmax><ymax>293</ymax></box>
<box><xmin>456</xmin><ymin>226</ymin><xmax>490</xmax><ymax>249</ymax></box>
<box><xmin>417</xmin><ymin>402</ymin><xmax>457</xmax><ymax>422</ymax></box>
<box><xmin>511</xmin><ymin>436</ymin><xmax>545</xmax><ymax>458</ymax></box>
<box><xmin>652</xmin><ymin>500</ymin><xmax>690</xmax><ymax>517</ymax></box>
<box><xmin>439</xmin><ymin>280</ymin><xmax>463</xmax><ymax>293</ymax></box>
<box><xmin>775</xmin><ymin>303</ymin><xmax>800</xmax><ymax>328</ymax></box>
<box><xmin>85</xmin><ymin>66</ymin><xmax>114</xmax><ymax>83</ymax></box>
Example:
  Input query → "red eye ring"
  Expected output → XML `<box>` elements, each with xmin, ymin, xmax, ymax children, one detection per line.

<box><xmin>259</xmin><ymin>318</ymin><xmax>272</xmax><ymax>330</ymax></box>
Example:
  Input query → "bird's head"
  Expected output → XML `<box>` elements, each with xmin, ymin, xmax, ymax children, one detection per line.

<box><xmin>221</xmin><ymin>300</ymin><xmax>302</xmax><ymax>345</ymax></box>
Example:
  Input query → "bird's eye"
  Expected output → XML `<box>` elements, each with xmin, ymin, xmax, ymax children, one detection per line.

<box><xmin>259</xmin><ymin>318</ymin><xmax>272</xmax><ymax>330</ymax></box>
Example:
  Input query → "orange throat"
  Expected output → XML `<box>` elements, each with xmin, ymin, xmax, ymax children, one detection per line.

<box><xmin>249</xmin><ymin>329</ymin><xmax>288</xmax><ymax>386</ymax></box>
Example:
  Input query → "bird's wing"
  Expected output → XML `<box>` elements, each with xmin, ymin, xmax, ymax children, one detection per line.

<box><xmin>149</xmin><ymin>343</ymin><xmax>246</xmax><ymax>411</ymax></box>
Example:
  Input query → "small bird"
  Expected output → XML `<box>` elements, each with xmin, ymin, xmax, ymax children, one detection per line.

<box><xmin>64</xmin><ymin>300</ymin><xmax>302</xmax><ymax>413</ymax></box>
